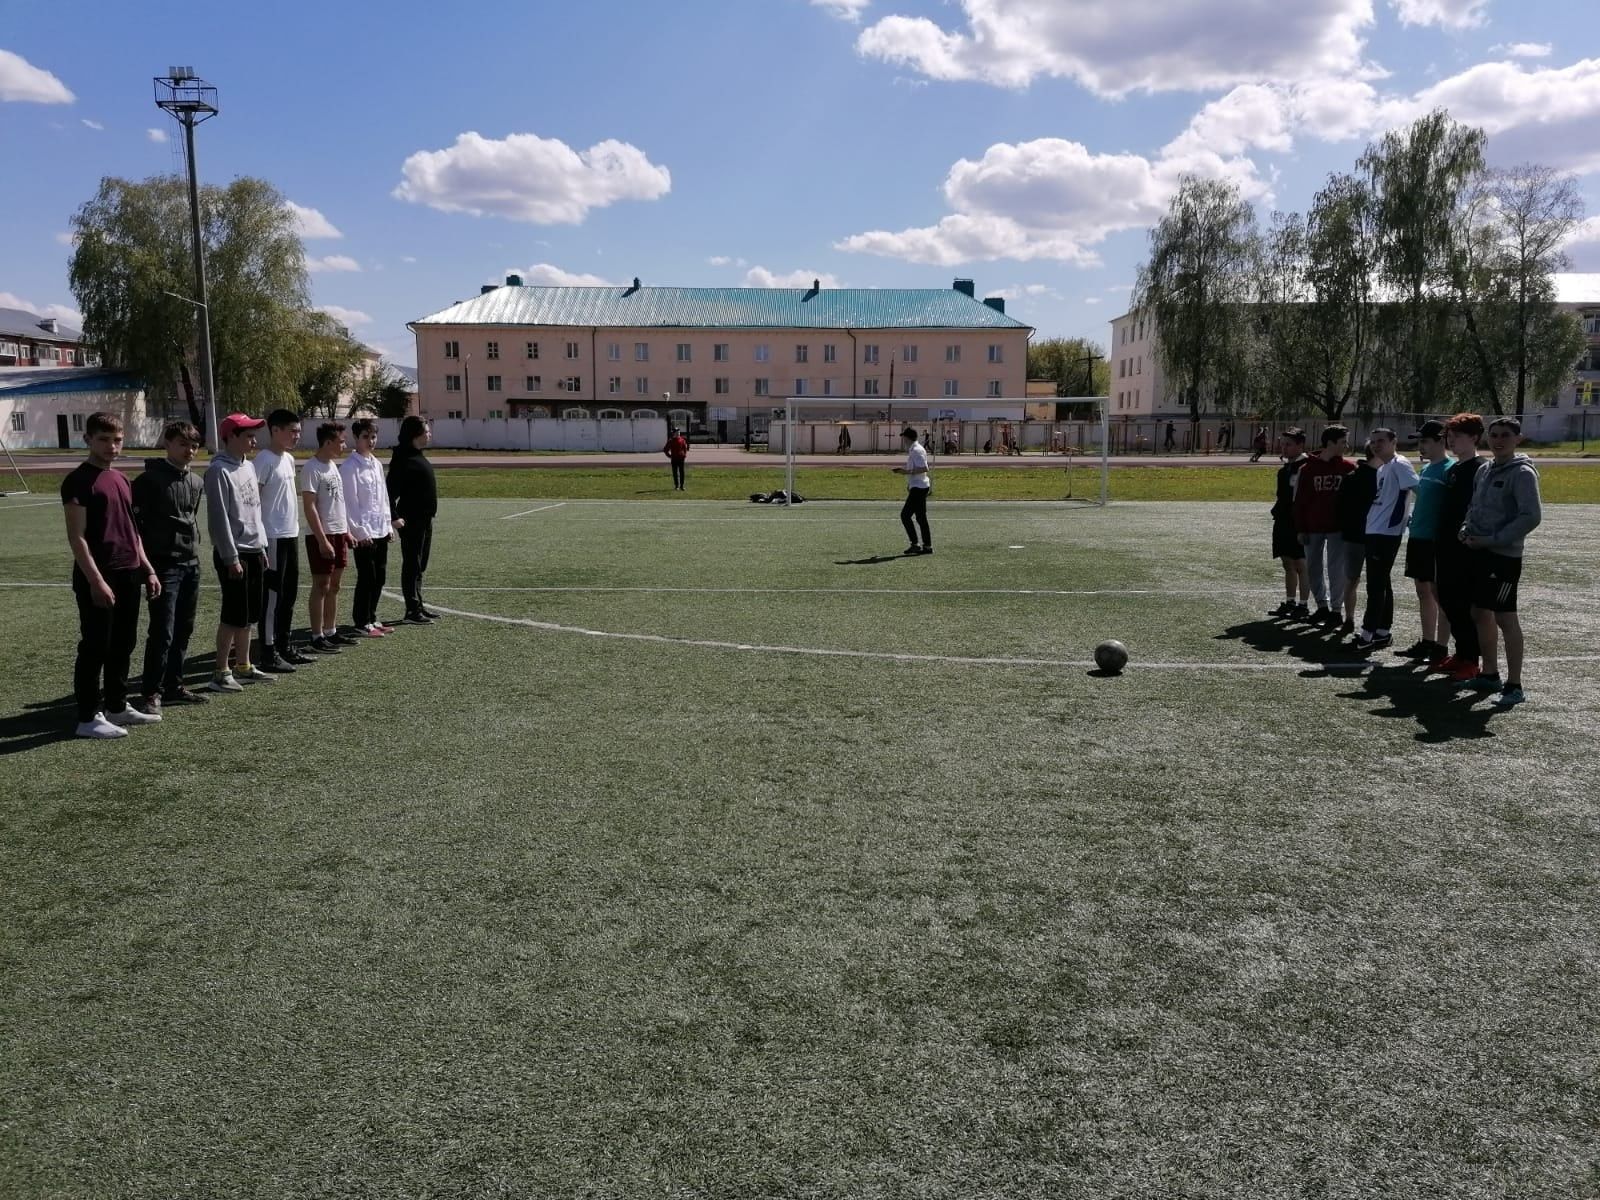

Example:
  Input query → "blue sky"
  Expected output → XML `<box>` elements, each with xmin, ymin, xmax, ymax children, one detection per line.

<box><xmin>3</xmin><ymin>0</ymin><xmax>1597</xmax><ymax>368</ymax></box>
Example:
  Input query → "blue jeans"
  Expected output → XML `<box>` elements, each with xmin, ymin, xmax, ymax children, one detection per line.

<box><xmin>141</xmin><ymin>558</ymin><xmax>201</xmax><ymax>697</ymax></box>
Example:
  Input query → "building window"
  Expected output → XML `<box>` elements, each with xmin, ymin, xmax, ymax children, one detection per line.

<box><xmin>714</xmin><ymin>343</ymin><xmax>730</xmax><ymax>362</ymax></box>
<box><xmin>863</xmin><ymin>379</ymin><xmax>880</xmax><ymax>396</ymax></box>
<box><xmin>987</xmin><ymin>344</ymin><xmax>1003</xmax><ymax>363</ymax></box>
<box><xmin>863</xmin><ymin>344</ymin><xmax>879</xmax><ymax>365</ymax></box>
<box><xmin>1137</xmin><ymin>356</ymin><xmax>1142</xmax><ymax>375</ymax></box>
<box><xmin>1119</xmin><ymin>359</ymin><xmax>1126</xmax><ymax>378</ymax></box>
<box><xmin>945</xmin><ymin>345</ymin><xmax>961</xmax><ymax>363</ymax></box>
<box><xmin>902</xmin><ymin>345</ymin><xmax>918</xmax><ymax>363</ymax></box>
<box><xmin>486</xmin><ymin>375</ymin><xmax>502</xmax><ymax>392</ymax></box>
<box><xmin>944</xmin><ymin>379</ymin><xmax>958</xmax><ymax>397</ymax></box>
<box><xmin>755</xmin><ymin>344</ymin><xmax>770</xmax><ymax>363</ymax></box>
<box><xmin>902</xmin><ymin>379</ymin><xmax>917</xmax><ymax>397</ymax></box>
<box><xmin>487</xmin><ymin>409</ymin><xmax>504</xmax><ymax>420</ymax></box>
<box><xmin>445</xmin><ymin>375</ymin><xmax>461</xmax><ymax>392</ymax></box>
<box><xmin>564</xmin><ymin>407</ymin><xmax>587</xmax><ymax>418</ymax></box>
<box><xmin>0</xmin><ymin>341</ymin><xmax>18</xmax><ymax>358</ymax></box>
<box><xmin>754</xmin><ymin>378</ymin><xmax>770</xmax><ymax>396</ymax></box>
<box><xmin>632</xmin><ymin>408</ymin><xmax>657</xmax><ymax>419</ymax></box>
<box><xmin>823</xmin><ymin>379</ymin><xmax>835</xmax><ymax>396</ymax></box>
<box><xmin>560</xmin><ymin>376</ymin><xmax>582</xmax><ymax>392</ymax></box>
<box><xmin>675</xmin><ymin>377</ymin><xmax>692</xmax><ymax>395</ymax></box>
<box><xmin>609</xmin><ymin>377</ymin><xmax>622</xmax><ymax>394</ymax></box>
<box><xmin>794</xmin><ymin>379</ymin><xmax>808</xmax><ymax>396</ymax></box>
<box><xmin>446</xmin><ymin>410</ymin><xmax>464</xmax><ymax>419</ymax></box>
<box><xmin>668</xmin><ymin>408</ymin><xmax>694</xmax><ymax>428</ymax></box>
<box><xmin>636</xmin><ymin>377</ymin><xmax>650</xmax><ymax>395</ymax></box>
<box><xmin>598</xmin><ymin>408</ymin><xmax>625</xmax><ymax>420</ymax></box>
<box><xmin>527</xmin><ymin>341</ymin><xmax>541</xmax><ymax>359</ymax></box>
<box><xmin>565</xmin><ymin>341</ymin><xmax>580</xmax><ymax>360</ymax></box>
<box><xmin>486</xmin><ymin>341</ymin><xmax>500</xmax><ymax>359</ymax></box>
<box><xmin>676</xmin><ymin>343</ymin><xmax>691</xmax><ymax>362</ymax></box>
<box><xmin>635</xmin><ymin>342</ymin><xmax>649</xmax><ymax>362</ymax></box>
<box><xmin>526</xmin><ymin>375</ymin><xmax>542</xmax><ymax>391</ymax></box>
<box><xmin>987</xmin><ymin>381</ymin><xmax>1002</xmax><ymax>397</ymax></box>
<box><xmin>605</xmin><ymin>342</ymin><xmax>620</xmax><ymax>361</ymax></box>
<box><xmin>444</xmin><ymin>340</ymin><xmax>459</xmax><ymax>359</ymax></box>
<box><xmin>715</xmin><ymin>377</ymin><xmax>729</xmax><ymax>394</ymax></box>
<box><xmin>795</xmin><ymin>344</ymin><xmax>808</xmax><ymax>364</ymax></box>
<box><xmin>10</xmin><ymin>412</ymin><xmax>25</xmax><ymax>431</ymax></box>
<box><xmin>1584</xmin><ymin>316</ymin><xmax>1600</xmax><ymax>335</ymax></box>
<box><xmin>823</xmin><ymin>344</ymin><xmax>837</xmax><ymax>364</ymax></box>
<box><xmin>72</xmin><ymin>412</ymin><xmax>84</xmax><ymax>431</ymax></box>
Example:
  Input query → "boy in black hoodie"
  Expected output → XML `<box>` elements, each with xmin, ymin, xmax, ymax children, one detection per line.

<box><xmin>387</xmin><ymin>415</ymin><xmax>439</xmax><ymax>623</ymax></box>
<box><xmin>1333</xmin><ymin>441</ymin><xmax>1379</xmax><ymax>636</ymax></box>
<box><xmin>131</xmin><ymin>421</ymin><xmax>208</xmax><ymax>710</ymax></box>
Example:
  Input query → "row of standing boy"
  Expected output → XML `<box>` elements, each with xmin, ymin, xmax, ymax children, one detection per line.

<box><xmin>60</xmin><ymin>410</ymin><xmax>439</xmax><ymax>739</ymax></box>
<box><xmin>1268</xmin><ymin>412</ymin><xmax>1542</xmax><ymax>707</ymax></box>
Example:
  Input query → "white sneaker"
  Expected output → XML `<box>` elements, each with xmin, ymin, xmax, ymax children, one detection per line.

<box><xmin>208</xmin><ymin>672</ymin><xmax>244</xmax><ymax>693</ymax></box>
<box><xmin>236</xmin><ymin>664</ymin><xmax>277</xmax><ymax>684</ymax></box>
<box><xmin>106</xmin><ymin>705</ymin><xmax>161</xmax><ymax>727</ymax></box>
<box><xmin>75</xmin><ymin>712</ymin><xmax>129</xmax><ymax>739</ymax></box>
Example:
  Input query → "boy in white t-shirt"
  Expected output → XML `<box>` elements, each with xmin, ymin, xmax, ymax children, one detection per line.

<box><xmin>300</xmin><ymin>422</ymin><xmax>355</xmax><ymax>653</ymax></box>
<box><xmin>893</xmin><ymin>426</ymin><xmax>933</xmax><ymax>555</ymax></box>
<box><xmin>339</xmin><ymin>418</ymin><xmax>396</xmax><ymax>637</ymax></box>
<box><xmin>1355</xmin><ymin>427</ymin><xmax>1420</xmax><ymax>651</ymax></box>
<box><xmin>253</xmin><ymin>408</ymin><xmax>310</xmax><ymax>670</ymax></box>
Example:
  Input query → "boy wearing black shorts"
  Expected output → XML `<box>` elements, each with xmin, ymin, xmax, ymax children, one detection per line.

<box><xmin>1461</xmin><ymin>417</ymin><xmax>1542</xmax><ymax>706</ymax></box>
<box><xmin>204</xmin><ymin>413</ymin><xmax>273</xmax><ymax>692</ymax></box>
<box><xmin>1269</xmin><ymin>428</ymin><xmax>1309</xmax><ymax>619</ymax></box>
<box><xmin>1398</xmin><ymin>420</ymin><xmax>1453</xmax><ymax>662</ymax></box>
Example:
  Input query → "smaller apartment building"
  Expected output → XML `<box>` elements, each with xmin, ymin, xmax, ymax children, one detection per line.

<box><xmin>0</xmin><ymin>308</ymin><xmax>100</xmax><ymax>368</ymax></box>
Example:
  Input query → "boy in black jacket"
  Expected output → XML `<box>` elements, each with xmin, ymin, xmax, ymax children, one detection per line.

<box><xmin>1269</xmin><ymin>428</ymin><xmax>1309</xmax><ymax>619</ymax></box>
<box><xmin>131</xmin><ymin>421</ymin><xmax>208</xmax><ymax>710</ymax></box>
<box><xmin>1333</xmin><ymin>442</ymin><xmax>1378</xmax><ymax>636</ymax></box>
<box><xmin>387</xmin><ymin>415</ymin><xmax>439</xmax><ymax>623</ymax></box>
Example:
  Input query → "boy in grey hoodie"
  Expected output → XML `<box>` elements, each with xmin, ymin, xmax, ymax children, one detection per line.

<box><xmin>1460</xmin><ymin>416</ymin><xmax>1542</xmax><ymax>706</ymax></box>
<box><xmin>203</xmin><ymin>413</ymin><xmax>273</xmax><ymax>692</ymax></box>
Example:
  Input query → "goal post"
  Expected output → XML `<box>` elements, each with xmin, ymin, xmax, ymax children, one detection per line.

<box><xmin>0</xmin><ymin>430</ymin><xmax>31</xmax><ymax>497</ymax></box>
<box><xmin>776</xmin><ymin>395</ymin><xmax>1110</xmax><ymax>504</ymax></box>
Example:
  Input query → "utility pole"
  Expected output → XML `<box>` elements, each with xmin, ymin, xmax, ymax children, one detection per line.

<box><xmin>154</xmin><ymin>68</ymin><xmax>219</xmax><ymax>449</ymax></box>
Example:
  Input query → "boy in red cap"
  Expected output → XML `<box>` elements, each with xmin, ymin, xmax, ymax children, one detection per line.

<box><xmin>203</xmin><ymin>413</ymin><xmax>273</xmax><ymax>692</ymax></box>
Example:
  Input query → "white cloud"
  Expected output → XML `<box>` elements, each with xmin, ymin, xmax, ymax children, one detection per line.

<box><xmin>1492</xmin><ymin>42</ymin><xmax>1552</xmax><ymax>59</ymax></box>
<box><xmin>988</xmin><ymin>283</ymin><xmax>1060</xmax><ymax>302</ymax></box>
<box><xmin>394</xmin><ymin>131</ymin><xmax>671</xmax><ymax>224</ymax></box>
<box><xmin>286</xmin><ymin>201</ymin><xmax>343</xmax><ymax>239</ymax></box>
<box><xmin>317</xmin><ymin>305</ymin><xmax>372</xmax><ymax>327</ymax></box>
<box><xmin>306</xmin><ymin>254</ymin><xmax>361</xmax><ymax>273</ymax></box>
<box><xmin>855</xmin><ymin>0</ymin><xmax>1374</xmax><ymax>96</ymax></box>
<box><xmin>744</xmin><ymin>267</ymin><xmax>843</xmax><ymax>288</ymax></box>
<box><xmin>81</xmin><ymin>118</ymin><xmax>103</xmax><ymax>131</ymax></box>
<box><xmin>0</xmin><ymin>49</ymin><xmax>74</xmax><ymax>103</ymax></box>
<box><xmin>812</xmin><ymin>0</ymin><xmax>870</xmax><ymax>21</ymax></box>
<box><xmin>1389</xmin><ymin>0</ymin><xmax>1487</xmax><ymax>29</ymax></box>
<box><xmin>1562</xmin><ymin>216</ymin><xmax>1600</xmax><ymax>248</ymax></box>
<box><xmin>0</xmin><ymin>291</ymin><xmax>83</xmax><ymax>326</ymax></box>
<box><xmin>54</xmin><ymin>231</ymin><xmax>76</xmax><ymax>246</ymax></box>
<box><xmin>400</xmin><ymin>255</ymin><xmax>417</xmax><ymax>263</ymax></box>
<box><xmin>146</xmin><ymin>127</ymin><xmax>168</xmax><ymax>143</ymax></box>
<box><xmin>505</xmin><ymin>262</ymin><xmax>614</xmax><ymax>286</ymax></box>
<box><xmin>1085</xmin><ymin>296</ymin><xmax>1103</xmax><ymax>304</ymax></box>
<box><xmin>708</xmin><ymin>255</ymin><xmax>749</xmax><ymax>267</ymax></box>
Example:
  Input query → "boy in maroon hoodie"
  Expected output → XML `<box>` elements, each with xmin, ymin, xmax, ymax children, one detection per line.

<box><xmin>663</xmin><ymin>428</ymin><xmax>689</xmax><ymax>491</ymax></box>
<box><xmin>1293</xmin><ymin>425</ymin><xmax>1356</xmax><ymax>627</ymax></box>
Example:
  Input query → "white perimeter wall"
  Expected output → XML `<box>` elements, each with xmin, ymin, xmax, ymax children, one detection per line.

<box><xmin>295</xmin><ymin>416</ymin><xmax>669</xmax><ymax>452</ymax></box>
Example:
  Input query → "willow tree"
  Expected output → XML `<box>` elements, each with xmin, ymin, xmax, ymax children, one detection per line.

<box><xmin>69</xmin><ymin>175</ymin><xmax>312</xmax><ymax>432</ymax></box>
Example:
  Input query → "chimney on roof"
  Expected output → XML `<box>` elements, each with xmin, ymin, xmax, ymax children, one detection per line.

<box><xmin>983</xmin><ymin>296</ymin><xmax>1006</xmax><ymax>314</ymax></box>
<box><xmin>953</xmin><ymin>278</ymin><xmax>975</xmax><ymax>297</ymax></box>
<box><xmin>813</xmin><ymin>278</ymin><xmax>821</xmax><ymax>291</ymax></box>
<box><xmin>480</xmin><ymin>284</ymin><xmax>496</xmax><ymax>295</ymax></box>
<box><xmin>505</xmin><ymin>273</ymin><xmax>523</xmax><ymax>287</ymax></box>
<box><xmin>625</xmin><ymin>277</ymin><xmax>641</xmax><ymax>296</ymax></box>
<box><xmin>37</xmin><ymin>317</ymin><xmax>58</xmax><ymax>334</ymax></box>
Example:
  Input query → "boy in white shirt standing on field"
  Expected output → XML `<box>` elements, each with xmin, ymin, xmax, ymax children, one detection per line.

<box><xmin>254</xmin><ymin>408</ymin><xmax>312</xmax><ymax>672</ymax></box>
<box><xmin>893</xmin><ymin>426</ymin><xmax>933</xmax><ymax>555</ymax></box>
<box><xmin>340</xmin><ymin>418</ymin><xmax>395</xmax><ymax>638</ymax></box>
<box><xmin>1354</xmin><ymin>427</ymin><xmax>1420</xmax><ymax>652</ymax></box>
<box><xmin>300</xmin><ymin>421</ymin><xmax>357</xmax><ymax>654</ymax></box>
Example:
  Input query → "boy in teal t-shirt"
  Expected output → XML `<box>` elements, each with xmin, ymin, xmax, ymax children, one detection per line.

<box><xmin>1400</xmin><ymin>420</ymin><xmax>1454</xmax><ymax>661</ymax></box>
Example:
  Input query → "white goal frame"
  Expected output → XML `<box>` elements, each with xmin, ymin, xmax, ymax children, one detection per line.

<box><xmin>0</xmin><ymin>430</ymin><xmax>31</xmax><ymax>497</ymax></box>
<box><xmin>779</xmin><ymin>395</ymin><xmax>1110</xmax><ymax>506</ymax></box>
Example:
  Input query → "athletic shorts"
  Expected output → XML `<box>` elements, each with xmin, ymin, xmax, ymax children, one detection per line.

<box><xmin>306</xmin><ymin>531</ymin><xmax>351</xmax><ymax>575</ymax></box>
<box><xmin>1470</xmin><ymin>550</ymin><xmax>1522</xmax><ymax>613</ymax></box>
<box><xmin>1403</xmin><ymin>538</ymin><xmax>1436</xmax><ymax>581</ymax></box>
<box><xmin>1342</xmin><ymin>539</ymin><xmax>1366</xmax><ymax>581</ymax></box>
<box><xmin>1272</xmin><ymin>521</ymin><xmax>1305</xmax><ymax>560</ymax></box>
<box><xmin>215</xmin><ymin>550</ymin><xmax>265</xmax><ymax>628</ymax></box>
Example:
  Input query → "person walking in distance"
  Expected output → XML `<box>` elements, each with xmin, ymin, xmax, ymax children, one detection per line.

<box><xmin>1460</xmin><ymin>417</ymin><xmax>1542</xmax><ymax>706</ymax></box>
<box><xmin>1398</xmin><ymin>420</ymin><xmax>1453</xmax><ymax>663</ymax></box>
<box><xmin>1217</xmin><ymin>420</ymin><xmax>1232</xmax><ymax>452</ymax></box>
<box><xmin>301</xmin><ymin>422</ymin><xmax>356</xmax><ymax>653</ymax></box>
<box><xmin>1429</xmin><ymin>414</ymin><xmax>1487</xmax><ymax>683</ymax></box>
<box><xmin>254</xmin><ymin>408</ymin><xmax>311</xmax><ymax>672</ymax></box>
<box><xmin>340</xmin><ymin>418</ymin><xmax>395</xmax><ymax>637</ymax></box>
<box><xmin>664</xmin><ymin>427</ymin><xmax>689</xmax><ymax>491</ymax></box>
<box><xmin>1268</xmin><ymin>428</ymin><xmax>1310</xmax><ymax>619</ymax></box>
<box><xmin>894</xmin><ymin>426</ymin><xmax>933</xmax><ymax>555</ymax></box>
<box><xmin>131</xmin><ymin>421</ymin><xmax>207</xmax><ymax>712</ymax></box>
<box><xmin>203</xmin><ymin>413</ymin><xmax>274</xmax><ymax>692</ymax></box>
<box><xmin>61</xmin><ymin>411</ymin><xmax>165</xmax><ymax>737</ymax></box>
<box><xmin>388</xmin><ymin>415</ymin><xmax>439</xmax><ymax>624</ymax></box>
<box><xmin>1354</xmin><ymin>428</ymin><xmax>1419</xmax><ymax>651</ymax></box>
<box><xmin>1292</xmin><ymin>425</ymin><xmax>1354</xmax><ymax>627</ymax></box>
<box><xmin>1164</xmin><ymin>420</ymin><xmax>1177</xmax><ymax>453</ymax></box>
<box><xmin>1250</xmin><ymin>425</ymin><xmax>1269</xmax><ymax>463</ymax></box>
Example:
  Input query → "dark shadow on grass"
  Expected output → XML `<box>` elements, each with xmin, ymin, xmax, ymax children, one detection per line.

<box><xmin>1086</xmin><ymin>667</ymin><xmax>1123</xmax><ymax>679</ymax></box>
<box><xmin>0</xmin><ymin>695</ymin><xmax>77</xmax><ymax>755</ymax></box>
<box><xmin>834</xmin><ymin>555</ymin><xmax>906</xmax><ymax>565</ymax></box>
<box><xmin>1215</xmin><ymin>617</ymin><xmax>1359</xmax><ymax>669</ymax></box>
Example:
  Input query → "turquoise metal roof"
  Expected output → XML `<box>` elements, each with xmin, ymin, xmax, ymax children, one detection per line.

<box><xmin>411</xmin><ymin>285</ymin><xmax>1032</xmax><ymax>331</ymax></box>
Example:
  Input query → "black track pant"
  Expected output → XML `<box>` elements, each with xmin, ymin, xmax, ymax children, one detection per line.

<box><xmin>72</xmin><ymin>567</ymin><xmax>143</xmax><ymax>722</ymax></box>
<box><xmin>1362</xmin><ymin>534</ymin><xmax>1403</xmax><ymax>633</ymax></box>
<box><xmin>1435</xmin><ymin>551</ymin><xmax>1480</xmax><ymax>659</ymax></box>
<box><xmin>900</xmin><ymin>487</ymin><xmax>931</xmax><ymax>548</ymax></box>
<box><xmin>670</xmin><ymin>460</ymin><xmax>685</xmax><ymax>489</ymax></box>
<box><xmin>400</xmin><ymin>519</ymin><xmax>433</xmax><ymax>614</ymax></box>
<box><xmin>352</xmin><ymin>536</ymin><xmax>391</xmax><ymax>627</ymax></box>
<box><xmin>261</xmin><ymin>536</ymin><xmax>299</xmax><ymax>650</ymax></box>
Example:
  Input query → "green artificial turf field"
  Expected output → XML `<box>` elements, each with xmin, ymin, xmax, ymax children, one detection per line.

<box><xmin>2</xmin><ymin>496</ymin><xmax>1597</xmax><ymax>1199</ymax></box>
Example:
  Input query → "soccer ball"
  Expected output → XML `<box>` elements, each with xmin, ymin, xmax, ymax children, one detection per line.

<box><xmin>1094</xmin><ymin>639</ymin><xmax>1129</xmax><ymax>674</ymax></box>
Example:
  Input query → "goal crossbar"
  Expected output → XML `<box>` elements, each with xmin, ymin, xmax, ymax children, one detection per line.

<box><xmin>779</xmin><ymin>396</ymin><xmax>1110</xmax><ymax>505</ymax></box>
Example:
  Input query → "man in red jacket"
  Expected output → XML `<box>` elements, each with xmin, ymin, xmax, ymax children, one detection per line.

<box><xmin>664</xmin><ymin>428</ymin><xmax>689</xmax><ymax>491</ymax></box>
<box><xmin>1293</xmin><ymin>424</ymin><xmax>1356</xmax><ymax>627</ymax></box>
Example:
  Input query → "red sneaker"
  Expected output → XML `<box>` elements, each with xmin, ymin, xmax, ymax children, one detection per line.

<box><xmin>1428</xmin><ymin>655</ymin><xmax>1458</xmax><ymax>674</ymax></box>
<box><xmin>1447</xmin><ymin>659</ymin><xmax>1481</xmax><ymax>683</ymax></box>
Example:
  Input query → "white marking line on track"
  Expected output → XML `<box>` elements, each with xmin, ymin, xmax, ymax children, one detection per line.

<box><xmin>383</xmin><ymin>591</ymin><xmax>1600</xmax><ymax>673</ymax></box>
<box><xmin>405</xmin><ymin>585</ymin><xmax>1271</xmax><ymax>597</ymax></box>
<box><xmin>499</xmin><ymin>502</ymin><xmax>567</xmax><ymax>520</ymax></box>
<box><xmin>0</xmin><ymin>499</ymin><xmax>54</xmax><ymax>510</ymax></box>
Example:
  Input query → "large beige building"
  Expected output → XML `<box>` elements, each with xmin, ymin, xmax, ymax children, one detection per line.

<box><xmin>409</xmin><ymin>277</ymin><xmax>1031</xmax><ymax>433</ymax></box>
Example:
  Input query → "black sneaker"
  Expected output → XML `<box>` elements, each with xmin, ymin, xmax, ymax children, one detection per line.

<box><xmin>419</xmin><ymin>607</ymin><xmax>443</xmax><ymax>620</ymax></box>
<box><xmin>259</xmin><ymin>658</ymin><xmax>296</xmax><ymax>674</ymax></box>
<box><xmin>1368</xmin><ymin>633</ymin><xmax>1393</xmax><ymax>650</ymax></box>
<box><xmin>402</xmin><ymin>611</ymin><xmax>434</xmax><ymax>625</ymax></box>
<box><xmin>1269</xmin><ymin>600</ymin><xmax>1297</xmax><ymax>618</ymax></box>
<box><xmin>905</xmin><ymin>545</ymin><xmax>922</xmax><ymax>556</ymax></box>
<box><xmin>1339</xmin><ymin>618</ymin><xmax>1355</xmax><ymax>635</ymax></box>
<box><xmin>1290</xmin><ymin>603</ymin><xmax>1310</xmax><ymax>621</ymax></box>
<box><xmin>1310</xmin><ymin>607</ymin><xmax>1336</xmax><ymax>627</ymax></box>
<box><xmin>161</xmin><ymin>685</ymin><xmax>209</xmax><ymax>705</ymax></box>
<box><xmin>921</xmin><ymin>546</ymin><xmax>933</xmax><ymax>555</ymax></box>
<box><xmin>1396</xmin><ymin>639</ymin><xmax>1432</xmax><ymax>659</ymax></box>
<box><xmin>329</xmin><ymin>631</ymin><xmax>361</xmax><ymax>646</ymax></box>
<box><xmin>280</xmin><ymin>647</ymin><xmax>315</xmax><ymax>665</ymax></box>
<box><xmin>308</xmin><ymin>636</ymin><xmax>342</xmax><ymax>654</ymax></box>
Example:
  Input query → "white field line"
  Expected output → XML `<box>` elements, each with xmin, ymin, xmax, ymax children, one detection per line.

<box><xmin>499</xmin><ymin>502</ymin><xmax>567</xmax><ymax>520</ymax></box>
<box><xmin>0</xmin><ymin>499</ymin><xmax>52</xmax><ymax>510</ymax></box>
<box><xmin>401</xmin><ymin>584</ymin><xmax>1273</xmax><ymax>597</ymax></box>
<box><xmin>380</xmin><ymin>590</ymin><xmax>1600</xmax><ymax>672</ymax></box>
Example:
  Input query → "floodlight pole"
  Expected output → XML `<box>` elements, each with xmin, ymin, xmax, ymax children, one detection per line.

<box><xmin>155</xmin><ymin>69</ymin><xmax>219</xmax><ymax>449</ymax></box>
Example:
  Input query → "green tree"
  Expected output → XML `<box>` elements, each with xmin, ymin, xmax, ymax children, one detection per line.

<box><xmin>69</xmin><ymin>175</ymin><xmax>312</xmax><ymax>434</ymax></box>
<box><xmin>1134</xmin><ymin>175</ymin><xmax>1259</xmax><ymax>422</ymax></box>
<box><xmin>1027</xmin><ymin>337</ymin><xmax>1109</xmax><ymax>398</ymax></box>
<box><xmin>295</xmin><ymin>312</ymin><xmax>368</xmax><ymax>419</ymax></box>
<box><xmin>349</xmin><ymin>361</ymin><xmax>415</xmax><ymax>418</ymax></box>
